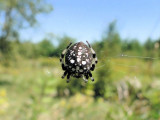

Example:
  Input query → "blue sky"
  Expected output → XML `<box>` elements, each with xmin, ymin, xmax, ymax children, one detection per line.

<box><xmin>21</xmin><ymin>0</ymin><xmax>160</xmax><ymax>44</ymax></box>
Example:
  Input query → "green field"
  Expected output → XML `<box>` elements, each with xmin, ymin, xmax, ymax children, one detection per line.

<box><xmin>1</xmin><ymin>1</ymin><xmax>160</xmax><ymax>120</ymax></box>
<box><xmin>0</xmin><ymin>57</ymin><xmax>160</xmax><ymax>120</ymax></box>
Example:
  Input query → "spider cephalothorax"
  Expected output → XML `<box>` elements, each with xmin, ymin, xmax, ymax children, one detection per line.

<box><xmin>60</xmin><ymin>41</ymin><xmax>98</xmax><ymax>83</ymax></box>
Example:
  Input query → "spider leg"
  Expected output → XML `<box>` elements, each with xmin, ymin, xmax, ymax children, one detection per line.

<box><xmin>83</xmin><ymin>75</ymin><xmax>88</xmax><ymax>83</ymax></box>
<box><xmin>86</xmin><ymin>41</ymin><xmax>98</xmax><ymax>71</ymax></box>
<box><xmin>66</xmin><ymin>72</ymin><xmax>71</xmax><ymax>83</ymax></box>
<box><xmin>88</xmin><ymin>71</ymin><xmax>94</xmax><ymax>81</ymax></box>
<box><xmin>61</xmin><ymin>70</ymin><xmax>68</xmax><ymax>79</ymax></box>
<box><xmin>60</xmin><ymin>42</ymin><xmax>72</xmax><ymax>70</ymax></box>
<box><xmin>86</xmin><ymin>74</ymin><xmax>89</xmax><ymax>79</ymax></box>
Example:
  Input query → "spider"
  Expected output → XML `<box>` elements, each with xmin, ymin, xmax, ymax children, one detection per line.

<box><xmin>60</xmin><ymin>41</ymin><xmax>98</xmax><ymax>83</ymax></box>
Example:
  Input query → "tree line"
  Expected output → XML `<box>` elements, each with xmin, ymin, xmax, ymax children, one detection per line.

<box><xmin>1</xmin><ymin>21</ymin><xmax>159</xmax><ymax>60</ymax></box>
<box><xmin>0</xmin><ymin>1</ymin><xmax>159</xmax><ymax>59</ymax></box>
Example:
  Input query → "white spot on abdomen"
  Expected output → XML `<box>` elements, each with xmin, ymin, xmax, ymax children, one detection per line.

<box><xmin>82</xmin><ymin>61</ymin><xmax>86</xmax><ymax>65</ymax></box>
<box><xmin>79</xmin><ymin>47</ymin><xmax>82</xmax><ymax>49</ymax></box>
<box><xmin>86</xmin><ymin>59</ymin><xmax>89</xmax><ymax>62</ymax></box>
<box><xmin>77</xmin><ymin>58</ymin><xmax>81</xmax><ymax>62</ymax></box>
<box><xmin>70</xmin><ymin>59</ymin><xmax>75</xmax><ymax>63</ymax></box>
<box><xmin>78</xmin><ymin>52</ymin><xmax>82</xmax><ymax>55</ymax></box>
<box><xmin>86</xmin><ymin>53</ymin><xmax>88</xmax><ymax>57</ymax></box>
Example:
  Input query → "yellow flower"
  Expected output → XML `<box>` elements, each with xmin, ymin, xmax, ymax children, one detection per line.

<box><xmin>0</xmin><ymin>89</ymin><xmax>8</xmax><ymax>115</ymax></box>
<box><xmin>60</xmin><ymin>99</ymin><xmax>66</xmax><ymax>107</ymax></box>
<box><xmin>0</xmin><ymin>89</ymin><xmax>6</xmax><ymax>97</ymax></box>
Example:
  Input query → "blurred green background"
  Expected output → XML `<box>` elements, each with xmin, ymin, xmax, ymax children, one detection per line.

<box><xmin>0</xmin><ymin>0</ymin><xmax>160</xmax><ymax>120</ymax></box>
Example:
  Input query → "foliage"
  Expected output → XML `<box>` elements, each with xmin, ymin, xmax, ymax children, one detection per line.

<box><xmin>0</xmin><ymin>0</ymin><xmax>53</xmax><ymax>54</ymax></box>
<box><xmin>102</xmin><ymin>21</ymin><xmax>122</xmax><ymax>56</ymax></box>
<box><xmin>0</xmin><ymin>14</ymin><xmax>160</xmax><ymax>119</ymax></box>
<box><xmin>37</xmin><ymin>39</ymin><xmax>55</xmax><ymax>57</ymax></box>
<box><xmin>0</xmin><ymin>56</ymin><xmax>160</xmax><ymax>120</ymax></box>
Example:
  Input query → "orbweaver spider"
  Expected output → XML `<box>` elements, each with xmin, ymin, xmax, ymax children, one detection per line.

<box><xmin>60</xmin><ymin>41</ymin><xmax>98</xmax><ymax>83</ymax></box>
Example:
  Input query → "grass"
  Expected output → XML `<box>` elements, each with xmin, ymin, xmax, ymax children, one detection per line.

<box><xmin>0</xmin><ymin>57</ymin><xmax>160</xmax><ymax>120</ymax></box>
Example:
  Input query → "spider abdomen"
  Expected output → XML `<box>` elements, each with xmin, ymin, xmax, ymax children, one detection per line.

<box><xmin>60</xmin><ymin>41</ymin><xmax>97</xmax><ymax>82</ymax></box>
<box><xmin>65</xmin><ymin>42</ymin><xmax>93</xmax><ymax>75</ymax></box>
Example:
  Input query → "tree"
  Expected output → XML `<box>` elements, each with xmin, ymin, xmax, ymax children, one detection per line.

<box><xmin>38</xmin><ymin>39</ymin><xmax>55</xmax><ymax>57</ymax></box>
<box><xmin>101</xmin><ymin>21</ymin><xmax>122</xmax><ymax>56</ymax></box>
<box><xmin>0</xmin><ymin>0</ymin><xmax>53</xmax><ymax>54</ymax></box>
<box><xmin>121</xmin><ymin>39</ymin><xmax>143</xmax><ymax>55</ymax></box>
<box><xmin>144</xmin><ymin>38</ymin><xmax>155</xmax><ymax>57</ymax></box>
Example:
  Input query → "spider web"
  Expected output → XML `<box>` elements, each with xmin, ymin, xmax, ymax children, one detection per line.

<box><xmin>48</xmin><ymin>46</ymin><xmax>160</xmax><ymax>80</ymax></box>
<box><xmin>96</xmin><ymin>54</ymin><xmax>160</xmax><ymax>69</ymax></box>
<box><xmin>95</xmin><ymin>53</ymin><xmax>160</xmax><ymax>80</ymax></box>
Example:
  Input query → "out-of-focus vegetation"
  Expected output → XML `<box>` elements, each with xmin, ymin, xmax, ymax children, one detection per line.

<box><xmin>0</xmin><ymin>1</ymin><xmax>160</xmax><ymax>120</ymax></box>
